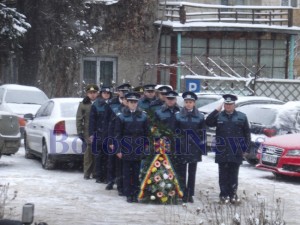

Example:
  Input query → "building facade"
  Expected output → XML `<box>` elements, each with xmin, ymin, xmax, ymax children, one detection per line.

<box><xmin>156</xmin><ymin>1</ymin><xmax>300</xmax><ymax>91</ymax></box>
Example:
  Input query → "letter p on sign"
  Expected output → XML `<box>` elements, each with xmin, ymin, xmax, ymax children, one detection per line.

<box><xmin>186</xmin><ymin>79</ymin><xmax>200</xmax><ymax>92</ymax></box>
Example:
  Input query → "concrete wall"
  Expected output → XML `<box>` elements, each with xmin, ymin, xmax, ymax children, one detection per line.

<box><xmin>91</xmin><ymin>38</ymin><xmax>157</xmax><ymax>86</ymax></box>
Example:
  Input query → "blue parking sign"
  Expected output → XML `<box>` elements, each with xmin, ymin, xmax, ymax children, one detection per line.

<box><xmin>186</xmin><ymin>79</ymin><xmax>200</xmax><ymax>92</ymax></box>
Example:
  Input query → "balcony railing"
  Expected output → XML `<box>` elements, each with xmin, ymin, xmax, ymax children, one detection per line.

<box><xmin>158</xmin><ymin>1</ymin><xmax>294</xmax><ymax>27</ymax></box>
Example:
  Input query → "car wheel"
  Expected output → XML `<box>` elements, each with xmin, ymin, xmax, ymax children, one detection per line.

<box><xmin>41</xmin><ymin>143</ymin><xmax>55</xmax><ymax>170</ymax></box>
<box><xmin>24</xmin><ymin>134</ymin><xmax>35</xmax><ymax>159</ymax></box>
<box><xmin>272</xmin><ymin>172</ymin><xmax>284</xmax><ymax>179</ymax></box>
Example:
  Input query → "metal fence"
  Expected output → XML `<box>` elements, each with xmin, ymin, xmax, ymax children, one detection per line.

<box><xmin>184</xmin><ymin>75</ymin><xmax>300</xmax><ymax>102</ymax></box>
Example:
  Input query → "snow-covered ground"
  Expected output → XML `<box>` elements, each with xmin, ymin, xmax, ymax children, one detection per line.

<box><xmin>1</xmin><ymin>147</ymin><xmax>299</xmax><ymax>225</ymax></box>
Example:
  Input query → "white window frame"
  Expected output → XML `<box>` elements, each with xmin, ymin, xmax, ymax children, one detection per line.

<box><xmin>81</xmin><ymin>56</ymin><xmax>117</xmax><ymax>86</ymax></box>
<box><xmin>280</xmin><ymin>0</ymin><xmax>298</xmax><ymax>7</ymax></box>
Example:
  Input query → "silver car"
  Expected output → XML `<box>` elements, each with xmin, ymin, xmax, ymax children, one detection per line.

<box><xmin>0</xmin><ymin>111</ymin><xmax>21</xmax><ymax>157</ymax></box>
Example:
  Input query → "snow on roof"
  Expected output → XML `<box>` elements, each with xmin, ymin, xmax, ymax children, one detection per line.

<box><xmin>162</xmin><ymin>1</ymin><xmax>293</xmax><ymax>10</ymax></box>
<box><xmin>184</xmin><ymin>75</ymin><xmax>300</xmax><ymax>84</ymax></box>
<box><xmin>0</xmin><ymin>84</ymin><xmax>44</xmax><ymax>91</ymax></box>
<box><xmin>198</xmin><ymin>96</ymin><xmax>283</xmax><ymax>113</ymax></box>
<box><xmin>154</xmin><ymin>20</ymin><xmax>300</xmax><ymax>34</ymax></box>
<box><xmin>50</xmin><ymin>98</ymin><xmax>83</xmax><ymax>103</ymax></box>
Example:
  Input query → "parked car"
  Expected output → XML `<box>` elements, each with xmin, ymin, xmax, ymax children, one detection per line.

<box><xmin>24</xmin><ymin>98</ymin><xmax>83</xmax><ymax>169</ymax></box>
<box><xmin>256</xmin><ymin>133</ymin><xmax>300</xmax><ymax>177</ymax></box>
<box><xmin>0</xmin><ymin>111</ymin><xmax>21</xmax><ymax>157</ymax></box>
<box><xmin>238</xmin><ymin>101</ymin><xmax>300</xmax><ymax>165</ymax></box>
<box><xmin>177</xmin><ymin>93</ymin><xmax>222</xmax><ymax>108</ymax></box>
<box><xmin>199</xmin><ymin>96</ymin><xmax>285</xmax><ymax>150</ymax></box>
<box><xmin>0</xmin><ymin>84</ymin><xmax>49</xmax><ymax>136</ymax></box>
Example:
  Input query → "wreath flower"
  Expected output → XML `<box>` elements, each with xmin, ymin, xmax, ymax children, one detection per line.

<box><xmin>163</xmin><ymin>173</ymin><xmax>169</xmax><ymax>179</ymax></box>
<box><xmin>168</xmin><ymin>191</ymin><xmax>175</xmax><ymax>197</ymax></box>
<box><xmin>157</xmin><ymin>192</ymin><xmax>163</xmax><ymax>198</ymax></box>
<box><xmin>154</xmin><ymin>175</ymin><xmax>161</xmax><ymax>183</ymax></box>
<box><xmin>151</xmin><ymin>167</ymin><xmax>157</xmax><ymax>173</ymax></box>
<box><xmin>161</xmin><ymin>196</ymin><xmax>168</xmax><ymax>203</ymax></box>
<box><xmin>154</xmin><ymin>161</ymin><xmax>161</xmax><ymax>168</ymax></box>
<box><xmin>168</xmin><ymin>174</ymin><xmax>174</xmax><ymax>180</ymax></box>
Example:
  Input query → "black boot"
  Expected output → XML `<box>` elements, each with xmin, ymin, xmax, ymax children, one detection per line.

<box><xmin>188</xmin><ymin>196</ymin><xmax>194</xmax><ymax>203</ymax></box>
<box><xmin>126</xmin><ymin>196</ymin><xmax>133</xmax><ymax>203</ymax></box>
<box><xmin>132</xmin><ymin>195</ymin><xmax>138</xmax><ymax>203</ymax></box>
<box><xmin>105</xmin><ymin>182</ymin><xmax>114</xmax><ymax>190</ymax></box>
<box><xmin>182</xmin><ymin>195</ymin><xmax>188</xmax><ymax>203</ymax></box>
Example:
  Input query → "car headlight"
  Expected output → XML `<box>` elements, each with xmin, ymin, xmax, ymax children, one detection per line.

<box><xmin>286</xmin><ymin>150</ymin><xmax>300</xmax><ymax>156</ymax></box>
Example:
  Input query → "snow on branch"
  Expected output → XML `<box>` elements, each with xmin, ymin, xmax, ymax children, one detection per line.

<box><xmin>84</xmin><ymin>0</ymin><xmax>119</xmax><ymax>5</ymax></box>
<box><xmin>0</xmin><ymin>3</ymin><xmax>31</xmax><ymax>40</ymax></box>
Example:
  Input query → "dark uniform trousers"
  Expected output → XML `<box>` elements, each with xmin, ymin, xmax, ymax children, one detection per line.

<box><xmin>94</xmin><ymin>135</ymin><xmax>108</xmax><ymax>182</ymax></box>
<box><xmin>218</xmin><ymin>162</ymin><xmax>240</xmax><ymax>198</ymax></box>
<box><xmin>176</xmin><ymin>162</ymin><xmax>198</xmax><ymax>197</ymax></box>
<box><xmin>114</xmin><ymin>108</ymin><xmax>148</xmax><ymax>199</ymax></box>
<box><xmin>206</xmin><ymin>109</ymin><xmax>250</xmax><ymax>199</ymax></box>
<box><xmin>107</xmin><ymin>154</ymin><xmax>123</xmax><ymax>192</ymax></box>
<box><xmin>122</xmin><ymin>160</ymin><xmax>141</xmax><ymax>197</ymax></box>
<box><xmin>106</xmin><ymin>98</ymin><xmax>124</xmax><ymax>192</ymax></box>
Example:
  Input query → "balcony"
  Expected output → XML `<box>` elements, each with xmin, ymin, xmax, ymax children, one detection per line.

<box><xmin>155</xmin><ymin>1</ymin><xmax>300</xmax><ymax>34</ymax></box>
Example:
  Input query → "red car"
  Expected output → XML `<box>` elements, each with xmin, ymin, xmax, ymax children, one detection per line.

<box><xmin>256</xmin><ymin>133</ymin><xmax>300</xmax><ymax>177</ymax></box>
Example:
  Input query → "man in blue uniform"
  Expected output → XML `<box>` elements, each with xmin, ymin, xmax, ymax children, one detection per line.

<box><xmin>89</xmin><ymin>86</ymin><xmax>112</xmax><ymax>183</ymax></box>
<box><xmin>206</xmin><ymin>94</ymin><xmax>250</xmax><ymax>204</ymax></box>
<box><xmin>138</xmin><ymin>84</ymin><xmax>156</xmax><ymax>111</ymax></box>
<box><xmin>105</xmin><ymin>83</ymin><xmax>131</xmax><ymax>194</ymax></box>
<box><xmin>154</xmin><ymin>90</ymin><xmax>181</xmax><ymax>131</ymax></box>
<box><xmin>115</xmin><ymin>92</ymin><xmax>149</xmax><ymax>203</ymax></box>
<box><xmin>175</xmin><ymin>91</ymin><xmax>206</xmax><ymax>203</ymax></box>
<box><xmin>149</xmin><ymin>85</ymin><xmax>172</xmax><ymax>112</ymax></box>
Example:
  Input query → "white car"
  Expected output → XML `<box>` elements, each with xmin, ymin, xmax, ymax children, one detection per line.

<box><xmin>0</xmin><ymin>84</ymin><xmax>49</xmax><ymax>136</ymax></box>
<box><xmin>24</xmin><ymin>98</ymin><xmax>83</xmax><ymax>169</ymax></box>
<box><xmin>177</xmin><ymin>93</ymin><xmax>222</xmax><ymax>108</ymax></box>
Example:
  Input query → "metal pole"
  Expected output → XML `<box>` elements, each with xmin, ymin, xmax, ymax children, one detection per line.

<box><xmin>289</xmin><ymin>35</ymin><xmax>295</xmax><ymax>79</ymax></box>
<box><xmin>177</xmin><ymin>32</ymin><xmax>182</xmax><ymax>92</ymax></box>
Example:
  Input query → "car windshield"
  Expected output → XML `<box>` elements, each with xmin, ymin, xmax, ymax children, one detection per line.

<box><xmin>60</xmin><ymin>102</ymin><xmax>80</xmax><ymax>118</ymax></box>
<box><xmin>196</xmin><ymin>97</ymin><xmax>220</xmax><ymax>108</ymax></box>
<box><xmin>238</xmin><ymin>106</ymin><xmax>277</xmax><ymax>125</ymax></box>
<box><xmin>5</xmin><ymin>90</ymin><xmax>48</xmax><ymax>105</ymax></box>
<box><xmin>198</xmin><ymin>99</ymin><xmax>223</xmax><ymax>113</ymax></box>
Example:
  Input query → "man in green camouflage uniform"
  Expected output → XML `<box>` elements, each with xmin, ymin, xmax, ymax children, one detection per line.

<box><xmin>76</xmin><ymin>84</ymin><xmax>99</xmax><ymax>179</ymax></box>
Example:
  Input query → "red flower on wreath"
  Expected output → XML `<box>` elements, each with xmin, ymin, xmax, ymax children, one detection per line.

<box><xmin>168</xmin><ymin>190</ymin><xmax>175</xmax><ymax>196</ymax></box>
<box><xmin>157</xmin><ymin>192</ymin><xmax>164</xmax><ymax>198</ymax></box>
<box><xmin>154</xmin><ymin>175</ymin><xmax>161</xmax><ymax>183</ymax></box>
<box><xmin>168</xmin><ymin>174</ymin><xmax>174</xmax><ymax>180</ymax></box>
<box><xmin>154</xmin><ymin>161</ymin><xmax>161</xmax><ymax>168</ymax></box>
<box><xmin>163</xmin><ymin>160</ymin><xmax>168</xmax><ymax>166</ymax></box>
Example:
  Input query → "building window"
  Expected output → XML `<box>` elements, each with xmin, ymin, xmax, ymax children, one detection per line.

<box><xmin>83</xmin><ymin>60</ymin><xmax>97</xmax><ymax>84</ymax></box>
<box><xmin>221</xmin><ymin>0</ymin><xmax>229</xmax><ymax>5</ymax></box>
<box><xmin>221</xmin><ymin>0</ymin><xmax>245</xmax><ymax>5</ymax></box>
<box><xmin>281</xmin><ymin>0</ymin><xmax>298</xmax><ymax>7</ymax></box>
<box><xmin>82</xmin><ymin>57</ymin><xmax>117</xmax><ymax>87</ymax></box>
<box><xmin>160</xmin><ymin>35</ymin><xmax>287</xmax><ymax>79</ymax></box>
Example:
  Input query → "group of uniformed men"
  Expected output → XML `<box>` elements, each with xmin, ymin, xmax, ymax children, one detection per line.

<box><xmin>76</xmin><ymin>83</ymin><xmax>250</xmax><ymax>204</ymax></box>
